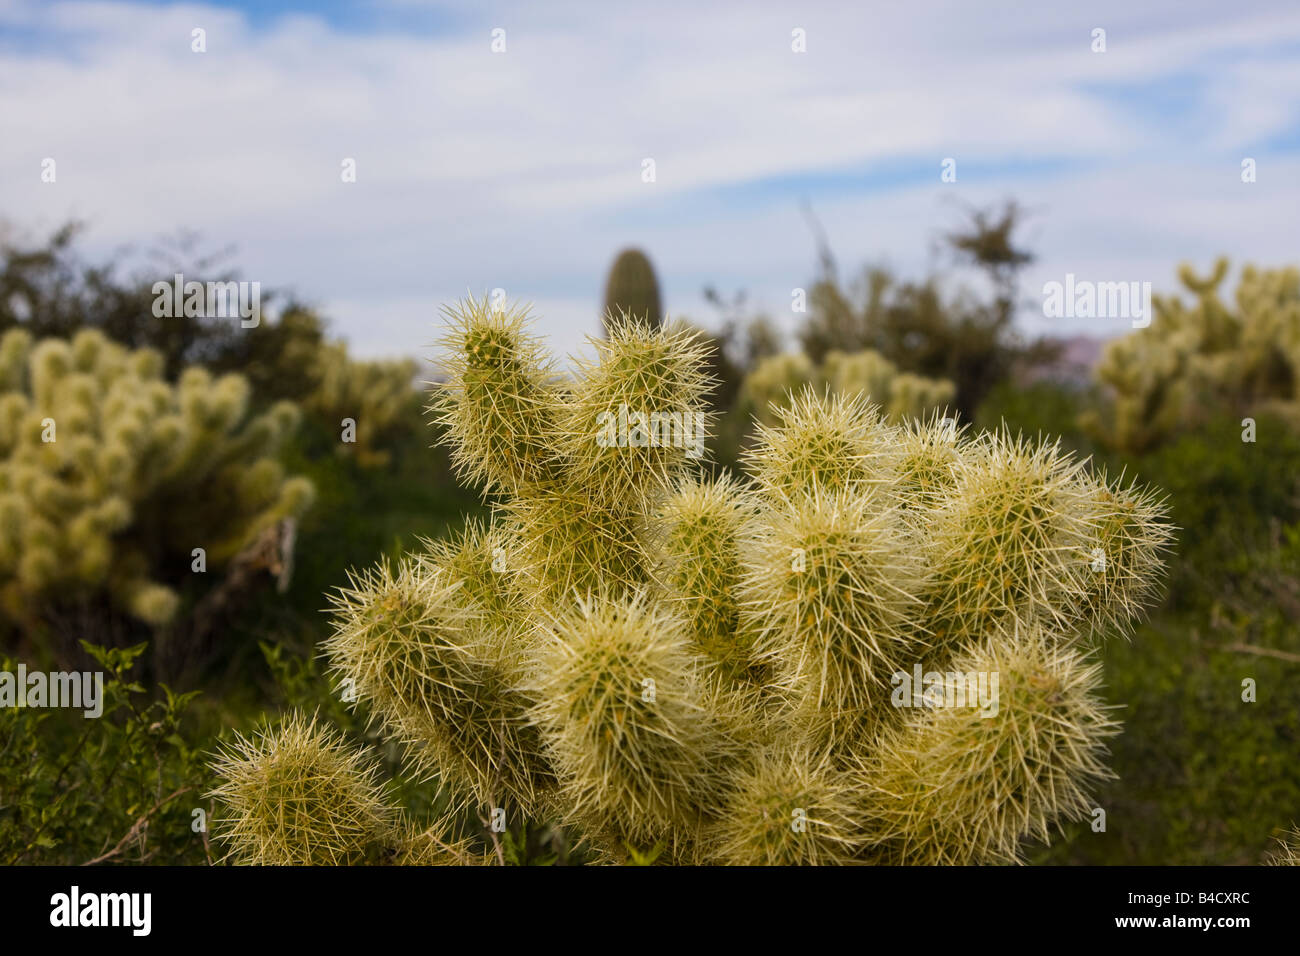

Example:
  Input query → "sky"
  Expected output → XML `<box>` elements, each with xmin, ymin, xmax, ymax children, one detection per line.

<box><xmin>1</xmin><ymin>0</ymin><xmax>1298</xmax><ymax>362</ymax></box>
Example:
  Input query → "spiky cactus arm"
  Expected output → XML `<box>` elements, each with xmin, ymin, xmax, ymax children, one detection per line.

<box><xmin>430</xmin><ymin>296</ymin><xmax>565</xmax><ymax>496</ymax></box>
<box><xmin>525</xmin><ymin>594</ymin><xmax>732</xmax><ymax>846</ymax></box>
<box><xmin>886</xmin><ymin>409</ymin><xmax>966</xmax><ymax>519</ymax></box>
<box><xmin>704</xmin><ymin>744</ymin><xmax>865</xmax><ymax>865</ymax></box>
<box><xmin>557</xmin><ymin>316</ymin><xmax>715</xmax><ymax>513</ymax></box>
<box><xmin>419</xmin><ymin>520</ymin><xmax>527</xmax><ymax>626</ymax></box>
<box><xmin>394</xmin><ymin>822</ymin><xmax>489</xmax><ymax>865</ymax></box>
<box><xmin>857</xmin><ymin>628</ymin><xmax>1119</xmax><ymax>865</ymax></box>
<box><xmin>649</xmin><ymin>474</ymin><xmax>759</xmax><ymax>680</ymax></box>
<box><xmin>1265</xmin><ymin>826</ymin><xmax>1300</xmax><ymax>865</ymax></box>
<box><xmin>323</xmin><ymin>557</ymin><xmax>550</xmax><ymax>814</ymax></box>
<box><xmin>919</xmin><ymin>430</ymin><xmax>1097</xmax><ymax>654</ymax></box>
<box><xmin>209</xmin><ymin>713</ymin><xmax>400</xmax><ymax>865</ymax></box>
<box><xmin>210</xmin><ymin>294</ymin><xmax>1176</xmax><ymax>866</ymax></box>
<box><xmin>742</xmin><ymin>387</ymin><xmax>896</xmax><ymax>501</ymax></box>
<box><xmin>504</xmin><ymin>483</ymin><xmax>654</xmax><ymax>606</ymax></box>
<box><xmin>740</xmin><ymin>488</ymin><xmax>929</xmax><ymax>748</ymax></box>
<box><xmin>1074</xmin><ymin>470</ymin><xmax>1176</xmax><ymax>639</ymax></box>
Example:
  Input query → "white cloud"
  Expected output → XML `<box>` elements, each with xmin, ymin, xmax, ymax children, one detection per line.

<box><xmin>1</xmin><ymin>0</ymin><xmax>1297</xmax><ymax>357</ymax></box>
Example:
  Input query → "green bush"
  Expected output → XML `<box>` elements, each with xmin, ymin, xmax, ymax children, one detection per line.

<box><xmin>0</xmin><ymin>642</ymin><xmax>210</xmax><ymax>865</ymax></box>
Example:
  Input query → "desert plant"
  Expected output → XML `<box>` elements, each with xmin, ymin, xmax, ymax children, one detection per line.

<box><xmin>1083</xmin><ymin>258</ymin><xmax>1300</xmax><ymax>453</ymax></box>
<box><xmin>211</xmin><ymin>294</ymin><xmax>1173</xmax><ymax>865</ymax></box>
<box><xmin>798</xmin><ymin>201</ymin><xmax>1059</xmax><ymax>417</ymax></box>
<box><xmin>602</xmin><ymin>248</ymin><xmax>663</xmax><ymax>333</ymax></box>
<box><xmin>739</xmin><ymin>348</ymin><xmax>955</xmax><ymax>427</ymax></box>
<box><xmin>0</xmin><ymin>328</ymin><xmax>314</xmax><ymax>664</ymax></box>
<box><xmin>304</xmin><ymin>343</ymin><xmax>420</xmax><ymax>469</ymax></box>
<box><xmin>0</xmin><ymin>641</ymin><xmax>209</xmax><ymax>865</ymax></box>
<box><xmin>1266</xmin><ymin>826</ymin><xmax>1300</xmax><ymax>865</ymax></box>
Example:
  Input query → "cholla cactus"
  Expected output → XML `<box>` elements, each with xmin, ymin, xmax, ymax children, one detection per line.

<box><xmin>1084</xmin><ymin>258</ymin><xmax>1300</xmax><ymax>452</ymax></box>
<box><xmin>212</xmin><ymin>295</ymin><xmax>1173</xmax><ymax>865</ymax></box>
<box><xmin>741</xmin><ymin>348</ymin><xmax>954</xmax><ymax>427</ymax></box>
<box><xmin>305</xmin><ymin>342</ymin><xmax>419</xmax><ymax>468</ymax></box>
<box><xmin>0</xmin><ymin>328</ymin><xmax>313</xmax><ymax>629</ymax></box>
<box><xmin>1266</xmin><ymin>826</ymin><xmax>1300</xmax><ymax>865</ymax></box>
<box><xmin>210</xmin><ymin>712</ymin><xmax>482</xmax><ymax>865</ymax></box>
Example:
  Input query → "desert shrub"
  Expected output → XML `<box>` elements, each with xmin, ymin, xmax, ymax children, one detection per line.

<box><xmin>303</xmin><ymin>343</ymin><xmax>421</xmax><ymax>469</ymax></box>
<box><xmin>0</xmin><ymin>642</ymin><xmax>210</xmax><ymax>865</ymax></box>
<box><xmin>798</xmin><ymin>201</ymin><xmax>1059</xmax><ymax>417</ymax></box>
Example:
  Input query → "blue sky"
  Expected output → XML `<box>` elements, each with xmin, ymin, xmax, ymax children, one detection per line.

<box><xmin>2</xmin><ymin>0</ymin><xmax>1298</xmax><ymax>361</ymax></box>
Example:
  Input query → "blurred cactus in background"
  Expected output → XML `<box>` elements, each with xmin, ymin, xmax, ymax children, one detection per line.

<box><xmin>0</xmin><ymin>328</ymin><xmax>314</xmax><ymax>664</ymax></box>
<box><xmin>602</xmin><ymin>248</ymin><xmax>663</xmax><ymax>333</ymax></box>
<box><xmin>212</xmin><ymin>294</ymin><xmax>1173</xmax><ymax>866</ymax></box>
<box><xmin>1084</xmin><ymin>259</ymin><xmax>1300</xmax><ymax>453</ymax></box>
<box><xmin>740</xmin><ymin>348</ymin><xmax>955</xmax><ymax>427</ymax></box>
<box><xmin>304</xmin><ymin>342</ymin><xmax>420</xmax><ymax>469</ymax></box>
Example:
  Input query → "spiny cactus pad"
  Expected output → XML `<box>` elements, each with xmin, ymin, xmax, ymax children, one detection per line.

<box><xmin>212</xmin><ymin>296</ymin><xmax>1174</xmax><ymax>865</ymax></box>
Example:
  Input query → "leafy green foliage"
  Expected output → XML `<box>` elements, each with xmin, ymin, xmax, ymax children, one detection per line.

<box><xmin>0</xmin><ymin>641</ymin><xmax>210</xmax><ymax>865</ymax></box>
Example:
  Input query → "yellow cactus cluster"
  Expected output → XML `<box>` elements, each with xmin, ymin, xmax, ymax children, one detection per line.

<box><xmin>0</xmin><ymin>328</ymin><xmax>314</xmax><ymax>628</ymax></box>
<box><xmin>211</xmin><ymin>296</ymin><xmax>1173</xmax><ymax>865</ymax></box>
<box><xmin>740</xmin><ymin>347</ymin><xmax>955</xmax><ymax>428</ymax></box>
<box><xmin>1084</xmin><ymin>258</ymin><xmax>1300</xmax><ymax>452</ymax></box>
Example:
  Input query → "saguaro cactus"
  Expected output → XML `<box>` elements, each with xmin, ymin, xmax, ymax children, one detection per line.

<box><xmin>602</xmin><ymin>248</ymin><xmax>663</xmax><ymax>333</ymax></box>
<box><xmin>212</xmin><ymin>295</ymin><xmax>1173</xmax><ymax>865</ymax></box>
